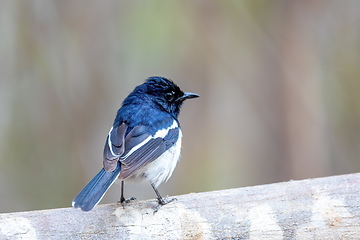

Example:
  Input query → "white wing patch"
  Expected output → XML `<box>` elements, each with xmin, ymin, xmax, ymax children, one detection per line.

<box><xmin>125</xmin><ymin>119</ymin><xmax>182</xmax><ymax>187</ymax></box>
<box><xmin>121</xmin><ymin>120</ymin><xmax>179</xmax><ymax>160</ymax></box>
<box><xmin>107</xmin><ymin>126</ymin><xmax>119</xmax><ymax>157</ymax></box>
<box><xmin>140</xmin><ymin>130</ymin><xmax>182</xmax><ymax>187</ymax></box>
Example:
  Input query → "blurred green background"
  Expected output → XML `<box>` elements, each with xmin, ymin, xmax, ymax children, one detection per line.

<box><xmin>1</xmin><ymin>0</ymin><xmax>360</xmax><ymax>213</ymax></box>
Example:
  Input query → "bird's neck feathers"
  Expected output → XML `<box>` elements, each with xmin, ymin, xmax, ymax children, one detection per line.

<box><xmin>121</xmin><ymin>85</ymin><xmax>148</xmax><ymax>106</ymax></box>
<box><xmin>121</xmin><ymin>85</ymin><xmax>182</xmax><ymax>119</ymax></box>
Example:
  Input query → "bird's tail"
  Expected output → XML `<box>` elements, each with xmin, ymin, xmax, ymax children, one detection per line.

<box><xmin>72</xmin><ymin>162</ymin><xmax>121</xmax><ymax>211</ymax></box>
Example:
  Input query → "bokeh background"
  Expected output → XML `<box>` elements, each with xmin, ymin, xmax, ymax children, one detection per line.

<box><xmin>1</xmin><ymin>0</ymin><xmax>360</xmax><ymax>213</ymax></box>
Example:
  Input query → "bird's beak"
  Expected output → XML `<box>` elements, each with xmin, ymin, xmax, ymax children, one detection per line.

<box><xmin>177</xmin><ymin>92</ymin><xmax>200</xmax><ymax>102</ymax></box>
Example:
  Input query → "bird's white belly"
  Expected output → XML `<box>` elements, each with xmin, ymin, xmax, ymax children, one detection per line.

<box><xmin>131</xmin><ymin>130</ymin><xmax>182</xmax><ymax>188</ymax></box>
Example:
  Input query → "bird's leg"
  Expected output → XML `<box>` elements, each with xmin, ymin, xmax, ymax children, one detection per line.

<box><xmin>151</xmin><ymin>183</ymin><xmax>177</xmax><ymax>213</ymax></box>
<box><xmin>119</xmin><ymin>181</ymin><xmax>136</xmax><ymax>208</ymax></box>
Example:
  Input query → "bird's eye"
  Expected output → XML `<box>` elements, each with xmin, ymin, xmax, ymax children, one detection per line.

<box><xmin>165</xmin><ymin>91</ymin><xmax>175</xmax><ymax>101</ymax></box>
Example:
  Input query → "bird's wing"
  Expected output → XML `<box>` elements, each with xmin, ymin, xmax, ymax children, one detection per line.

<box><xmin>103</xmin><ymin>123</ymin><xmax>128</xmax><ymax>172</ymax></box>
<box><xmin>119</xmin><ymin>120</ymin><xmax>180</xmax><ymax>179</ymax></box>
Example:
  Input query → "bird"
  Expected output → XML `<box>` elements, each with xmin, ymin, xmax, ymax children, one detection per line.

<box><xmin>72</xmin><ymin>76</ymin><xmax>199</xmax><ymax>212</ymax></box>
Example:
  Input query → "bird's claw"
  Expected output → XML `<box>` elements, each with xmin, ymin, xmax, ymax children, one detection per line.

<box><xmin>153</xmin><ymin>196</ymin><xmax>177</xmax><ymax>214</ymax></box>
<box><xmin>119</xmin><ymin>197</ymin><xmax>137</xmax><ymax>208</ymax></box>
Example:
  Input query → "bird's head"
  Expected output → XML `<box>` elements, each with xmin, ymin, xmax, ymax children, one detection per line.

<box><xmin>144</xmin><ymin>76</ymin><xmax>199</xmax><ymax>117</ymax></box>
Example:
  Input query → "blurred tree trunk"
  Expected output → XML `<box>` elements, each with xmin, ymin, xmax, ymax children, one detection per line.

<box><xmin>280</xmin><ymin>1</ymin><xmax>329</xmax><ymax>179</ymax></box>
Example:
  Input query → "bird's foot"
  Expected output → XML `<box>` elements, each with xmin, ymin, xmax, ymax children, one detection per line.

<box><xmin>153</xmin><ymin>195</ymin><xmax>177</xmax><ymax>214</ymax></box>
<box><xmin>119</xmin><ymin>196</ymin><xmax>137</xmax><ymax>208</ymax></box>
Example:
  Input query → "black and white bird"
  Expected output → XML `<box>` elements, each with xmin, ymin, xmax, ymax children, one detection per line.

<box><xmin>72</xmin><ymin>76</ymin><xmax>199</xmax><ymax>212</ymax></box>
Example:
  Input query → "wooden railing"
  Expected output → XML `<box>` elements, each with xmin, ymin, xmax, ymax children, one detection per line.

<box><xmin>1</xmin><ymin>173</ymin><xmax>359</xmax><ymax>239</ymax></box>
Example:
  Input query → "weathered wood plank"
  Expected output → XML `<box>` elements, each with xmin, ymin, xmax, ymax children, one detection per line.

<box><xmin>1</xmin><ymin>173</ymin><xmax>360</xmax><ymax>239</ymax></box>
